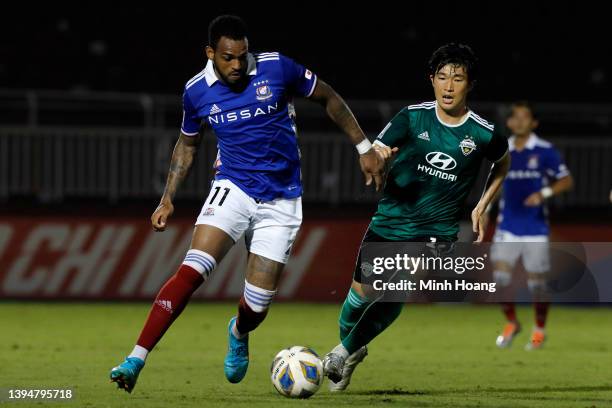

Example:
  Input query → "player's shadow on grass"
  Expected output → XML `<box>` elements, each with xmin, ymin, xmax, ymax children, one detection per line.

<box><xmin>355</xmin><ymin>384</ymin><xmax>612</xmax><ymax>396</ymax></box>
<box><xmin>355</xmin><ymin>389</ymin><xmax>428</xmax><ymax>396</ymax></box>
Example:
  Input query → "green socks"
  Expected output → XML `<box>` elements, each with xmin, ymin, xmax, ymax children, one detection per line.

<box><xmin>339</xmin><ymin>288</ymin><xmax>370</xmax><ymax>341</ymax></box>
<box><xmin>339</xmin><ymin>288</ymin><xmax>403</xmax><ymax>354</ymax></box>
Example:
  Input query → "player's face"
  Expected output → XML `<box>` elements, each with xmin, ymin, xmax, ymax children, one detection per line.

<box><xmin>507</xmin><ymin>106</ymin><xmax>538</xmax><ymax>137</ymax></box>
<box><xmin>430</xmin><ymin>64</ymin><xmax>471</xmax><ymax>114</ymax></box>
<box><xmin>206</xmin><ymin>37</ymin><xmax>249</xmax><ymax>85</ymax></box>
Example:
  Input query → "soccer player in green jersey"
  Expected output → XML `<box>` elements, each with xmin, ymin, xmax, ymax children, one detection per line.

<box><xmin>323</xmin><ymin>43</ymin><xmax>511</xmax><ymax>390</ymax></box>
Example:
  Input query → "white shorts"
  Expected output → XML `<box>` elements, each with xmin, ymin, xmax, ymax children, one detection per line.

<box><xmin>490</xmin><ymin>229</ymin><xmax>550</xmax><ymax>273</ymax></box>
<box><xmin>195</xmin><ymin>179</ymin><xmax>302</xmax><ymax>264</ymax></box>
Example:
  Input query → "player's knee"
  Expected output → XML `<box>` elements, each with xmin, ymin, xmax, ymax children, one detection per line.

<box><xmin>493</xmin><ymin>270</ymin><xmax>512</xmax><ymax>287</ymax></box>
<box><xmin>182</xmin><ymin>249</ymin><xmax>217</xmax><ymax>280</ymax></box>
<box><xmin>243</xmin><ymin>280</ymin><xmax>277</xmax><ymax>313</ymax></box>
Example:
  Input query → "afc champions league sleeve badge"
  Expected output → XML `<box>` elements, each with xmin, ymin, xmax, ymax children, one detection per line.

<box><xmin>459</xmin><ymin>136</ymin><xmax>477</xmax><ymax>156</ymax></box>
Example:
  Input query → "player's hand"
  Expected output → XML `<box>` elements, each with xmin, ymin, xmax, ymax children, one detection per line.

<box><xmin>524</xmin><ymin>192</ymin><xmax>543</xmax><ymax>207</ymax></box>
<box><xmin>471</xmin><ymin>205</ymin><xmax>486</xmax><ymax>243</ymax></box>
<box><xmin>359</xmin><ymin>148</ymin><xmax>386</xmax><ymax>191</ymax></box>
<box><xmin>151</xmin><ymin>200</ymin><xmax>174</xmax><ymax>231</ymax></box>
<box><xmin>373</xmin><ymin>144</ymin><xmax>399</xmax><ymax>161</ymax></box>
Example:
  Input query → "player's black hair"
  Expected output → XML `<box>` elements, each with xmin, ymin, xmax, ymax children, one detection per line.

<box><xmin>208</xmin><ymin>15</ymin><xmax>248</xmax><ymax>49</ymax></box>
<box><xmin>428</xmin><ymin>43</ymin><xmax>478</xmax><ymax>83</ymax></box>
<box><xmin>511</xmin><ymin>100</ymin><xmax>538</xmax><ymax>119</ymax></box>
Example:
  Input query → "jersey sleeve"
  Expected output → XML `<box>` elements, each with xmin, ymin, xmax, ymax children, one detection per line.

<box><xmin>485</xmin><ymin>126</ymin><xmax>509</xmax><ymax>162</ymax></box>
<box><xmin>180</xmin><ymin>90</ymin><xmax>201</xmax><ymax>136</ymax></box>
<box><xmin>543</xmin><ymin>147</ymin><xmax>570</xmax><ymax>179</ymax></box>
<box><xmin>375</xmin><ymin>108</ymin><xmax>411</xmax><ymax>148</ymax></box>
<box><xmin>279</xmin><ymin>54</ymin><xmax>318</xmax><ymax>98</ymax></box>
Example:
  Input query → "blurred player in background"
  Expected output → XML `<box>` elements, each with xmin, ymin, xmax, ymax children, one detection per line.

<box><xmin>490</xmin><ymin>101</ymin><xmax>573</xmax><ymax>350</ymax></box>
<box><xmin>110</xmin><ymin>15</ymin><xmax>384</xmax><ymax>393</ymax></box>
<box><xmin>322</xmin><ymin>43</ymin><xmax>510</xmax><ymax>391</ymax></box>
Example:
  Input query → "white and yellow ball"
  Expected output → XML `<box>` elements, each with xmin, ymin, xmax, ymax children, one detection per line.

<box><xmin>270</xmin><ymin>346</ymin><xmax>323</xmax><ymax>398</ymax></box>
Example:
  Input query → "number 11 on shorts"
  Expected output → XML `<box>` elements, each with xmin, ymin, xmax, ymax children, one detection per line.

<box><xmin>209</xmin><ymin>187</ymin><xmax>230</xmax><ymax>206</ymax></box>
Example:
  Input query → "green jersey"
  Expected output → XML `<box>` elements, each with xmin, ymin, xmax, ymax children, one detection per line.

<box><xmin>370</xmin><ymin>101</ymin><xmax>508</xmax><ymax>240</ymax></box>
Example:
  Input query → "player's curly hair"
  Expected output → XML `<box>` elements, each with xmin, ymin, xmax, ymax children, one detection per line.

<box><xmin>208</xmin><ymin>15</ymin><xmax>248</xmax><ymax>49</ymax></box>
<box><xmin>428</xmin><ymin>43</ymin><xmax>478</xmax><ymax>83</ymax></box>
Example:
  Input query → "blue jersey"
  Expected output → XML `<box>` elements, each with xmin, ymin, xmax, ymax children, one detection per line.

<box><xmin>181</xmin><ymin>52</ymin><xmax>318</xmax><ymax>201</ymax></box>
<box><xmin>498</xmin><ymin>133</ymin><xmax>570</xmax><ymax>236</ymax></box>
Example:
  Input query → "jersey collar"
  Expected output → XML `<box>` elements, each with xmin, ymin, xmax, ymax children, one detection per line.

<box><xmin>203</xmin><ymin>53</ymin><xmax>258</xmax><ymax>87</ymax></box>
<box><xmin>509</xmin><ymin>132</ymin><xmax>538</xmax><ymax>151</ymax></box>
<box><xmin>434</xmin><ymin>101</ymin><xmax>471</xmax><ymax>128</ymax></box>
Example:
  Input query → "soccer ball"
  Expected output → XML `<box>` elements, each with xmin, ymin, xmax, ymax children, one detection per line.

<box><xmin>270</xmin><ymin>346</ymin><xmax>323</xmax><ymax>398</ymax></box>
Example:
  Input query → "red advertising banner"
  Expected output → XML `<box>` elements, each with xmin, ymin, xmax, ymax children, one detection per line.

<box><xmin>0</xmin><ymin>216</ymin><xmax>608</xmax><ymax>301</ymax></box>
<box><xmin>0</xmin><ymin>217</ymin><xmax>368</xmax><ymax>302</ymax></box>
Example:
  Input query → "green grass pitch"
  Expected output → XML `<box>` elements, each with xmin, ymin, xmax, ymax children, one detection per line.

<box><xmin>2</xmin><ymin>303</ymin><xmax>612</xmax><ymax>407</ymax></box>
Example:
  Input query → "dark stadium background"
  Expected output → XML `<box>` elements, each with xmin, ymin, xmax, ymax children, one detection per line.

<box><xmin>2</xmin><ymin>5</ymin><xmax>612</xmax><ymax>408</ymax></box>
<box><xmin>0</xmin><ymin>2</ymin><xmax>611</xmax><ymax>302</ymax></box>
<box><xmin>2</xmin><ymin>3</ymin><xmax>611</xmax><ymax>102</ymax></box>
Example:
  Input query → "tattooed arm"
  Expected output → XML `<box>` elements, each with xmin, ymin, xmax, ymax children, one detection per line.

<box><xmin>151</xmin><ymin>132</ymin><xmax>202</xmax><ymax>231</ymax></box>
<box><xmin>308</xmin><ymin>79</ymin><xmax>385</xmax><ymax>191</ymax></box>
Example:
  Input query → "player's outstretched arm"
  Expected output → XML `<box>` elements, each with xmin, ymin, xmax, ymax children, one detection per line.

<box><xmin>472</xmin><ymin>152</ymin><xmax>511</xmax><ymax>242</ymax></box>
<box><xmin>151</xmin><ymin>132</ymin><xmax>202</xmax><ymax>231</ymax></box>
<box><xmin>308</xmin><ymin>79</ymin><xmax>385</xmax><ymax>191</ymax></box>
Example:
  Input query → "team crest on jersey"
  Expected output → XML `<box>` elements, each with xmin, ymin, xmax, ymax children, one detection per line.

<box><xmin>459</xmin><ymin>136</ymin><xmax>477</xmax><ymax>156</ymax></box>
<box><xmin>203</xmin><ymin>207</ymin><xmax>215</xmax><ymax>216</ymax></box>
<box><xmin>527</xmin><ymin>155</ymin><xmax>539</xmax><ymax>169</ymax></box>
<box><xmin>255</xmin><ymin>85</ymin><xmax>273</xmax><ymax>101</ymax></box>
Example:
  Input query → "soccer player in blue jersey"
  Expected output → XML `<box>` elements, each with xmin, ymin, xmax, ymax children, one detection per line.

<box><xmin>110</xmin><ymin>15</ymin><xmax>384</xmax><ymax>392</ymax></box>
<box><xmin>490</xmin><ymin>101</ymin><xmax>573</xmax><ymax>350</ymax></box>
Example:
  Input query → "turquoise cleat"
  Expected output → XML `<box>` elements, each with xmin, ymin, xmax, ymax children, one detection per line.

<box><xmin>224</xmin><ymin>316</ymin><xmax>249</xmax><ymax>383</ymax></box>
<box><xmin>110</xmin><ymin>357</ymin><xmax>145</xmax><ymax>393</ymax></box>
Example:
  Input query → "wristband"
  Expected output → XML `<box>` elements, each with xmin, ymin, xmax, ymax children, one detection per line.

<box><xmin>355</xmin><ymin>139</ymin><xmax>373</xmax><ymax>155</ymax></box>
<box><xmin>540</xmin><ymin>186</ymin><xmax>553</xmax><ymax>199</ymax></box>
